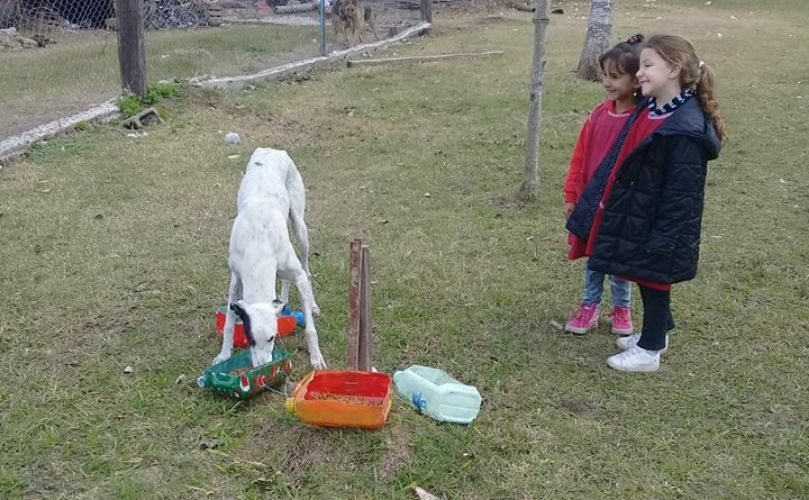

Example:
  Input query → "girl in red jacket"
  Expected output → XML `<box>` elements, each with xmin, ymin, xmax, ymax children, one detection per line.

<box><xmin>563</xmin><ymin>35</ymin><xmax>645</xmax><ymax>337</ymax></box>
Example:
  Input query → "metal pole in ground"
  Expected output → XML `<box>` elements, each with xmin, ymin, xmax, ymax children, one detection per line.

<box><xmin>421</xmin><ymin>0</ymin><xmax>433</xmax><ymax>25</ymax></box>
<box><xmin>319</xmin><ymin>0</ymin><xmax>326</xmax><ymax>55</ymax></box>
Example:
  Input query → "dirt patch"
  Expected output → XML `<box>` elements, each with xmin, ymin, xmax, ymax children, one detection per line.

<box><xmin>281</xmin><ymin>426</ymin><xmax>333</xmax><ymax>476</ymax></box>
<box><xmin>557</xmin><ymin>399</ymin><xmax>601</xmax><ymax>419</ymax></box>
<box><xmin>381</xmin><ymin>426</ymin><xmax>411</xmax><ymax>481</ymax></box>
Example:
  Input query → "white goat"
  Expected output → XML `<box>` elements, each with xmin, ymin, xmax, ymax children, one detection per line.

<box><xmin>213</xmin><ymin>147</ymin><xmax>326</xmax><ymax>370</ymax></box>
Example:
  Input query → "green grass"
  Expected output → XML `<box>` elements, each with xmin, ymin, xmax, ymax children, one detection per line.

<box><xmin>1</xmin><ymin>1</ymin><xmax>809</xmax><ymax>498</ymax></box>
<box><xmin>0</xmin><ymin>24</ymin><xmax>318</xmax><ymax>138</ymax></box>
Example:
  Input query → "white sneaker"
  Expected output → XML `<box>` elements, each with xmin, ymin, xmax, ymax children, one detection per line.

<box><xmin>615</xmin><ymin>333</ymin><xmax>668</xmax><ymax>354</ymax></box>
<box><xmin>607</xmin><ymin>345</ymin><xmax>661</xmax><ymax>372</ymax></box>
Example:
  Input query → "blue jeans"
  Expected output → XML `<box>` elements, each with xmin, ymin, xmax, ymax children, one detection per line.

<box><xmin>582</xmin><ymin>268</ymin><xmax>631</xmax><ymax>308</ymax></box>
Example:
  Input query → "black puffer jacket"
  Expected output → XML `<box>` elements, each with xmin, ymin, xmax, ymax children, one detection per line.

<box><xmin>576</xmin><ymin>97</ymin><xmax>721</xmax><ymax>284</ymax></box>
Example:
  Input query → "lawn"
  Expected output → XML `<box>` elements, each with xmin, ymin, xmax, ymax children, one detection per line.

<box><xmin>1</xmin><ymin>0</ymin><xmax>808</xmax><ymax>498</ymax></box>
<box><xmin>0</xmin><ymin>24</ymin><xmax>319</xmax><ymax>139</ymax></box>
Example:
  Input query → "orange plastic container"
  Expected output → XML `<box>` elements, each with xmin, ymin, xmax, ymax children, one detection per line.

<box><xmin>285</xmin><ymin>371</ymin><xmax>393</xmax><ymax>429</ymax></box>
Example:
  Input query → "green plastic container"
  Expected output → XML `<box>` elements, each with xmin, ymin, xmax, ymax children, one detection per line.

<box><xmin>197</xmin><ymin>347</ymin><xmax>292</xmax><ymax>400</ymax></box>
<box><xmin>393</xmin><ymin>365</ymin><xmax>482</xmax><ymax>424</ymax></box>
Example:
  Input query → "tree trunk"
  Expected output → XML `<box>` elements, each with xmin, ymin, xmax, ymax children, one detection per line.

<box><xmin>115</xmin><ymin>0</ymin><xmax>147</xmax><ymax>97</ymax></box>
<box><xmin>576</xmin><ymin>0</ymin><xmax>613</xmax><ymax>81</ymax></box>
<box><xmin>519</xmin><ymin>0</ymin><xmax>550</xmax><ymax>200</ymax></box>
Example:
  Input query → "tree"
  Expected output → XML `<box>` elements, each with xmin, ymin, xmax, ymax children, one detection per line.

<box><xmin>519</xmin><ymin>0</ymin><xmax>550</xmax><ymax>200</ymax></box>
<box><xmin>576</xmin><ymin>0</ymin><xmax>614</xmax><ymax>81</ymax></box>
<box><xmin>116</xmin><ymin>0</ymin><xmax>147</xmax><ymax>97</ymax></box>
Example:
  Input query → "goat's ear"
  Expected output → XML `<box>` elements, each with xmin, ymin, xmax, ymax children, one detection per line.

<box><xmin>230</xmin><ymin>301</ymin><xmax>256</xmax><ymax>346</ymax></box>
<box><xmin>271</xmin><ymin>299</ymin><xmax>286</xmax><ymax>316</ymax></box>
<box><xmin>230</xmin><ymin>300</ymin><xmax>248</xmax><ymax>318</ymax></box>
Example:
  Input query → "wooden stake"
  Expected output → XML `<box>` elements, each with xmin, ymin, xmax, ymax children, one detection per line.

<box><xmin>347</xmin><ymin>239</ymin><xmax>362</xmax><ymax>371</ymax></box>
<box><xmin>358</xmin><ymin>245</ymin><xmax>373</xmax><ymax>371</ymax></box>
<box><xmin>347</xmin><ymin>51</ymin><xmax>503</xmax><ymax>68</ymax></box>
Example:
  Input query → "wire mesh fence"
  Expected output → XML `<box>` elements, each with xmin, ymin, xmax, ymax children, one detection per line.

<box><xmin>0</xmin><ymin>0</ymin><xmax>119</xmax><ymax>139</ymax></box>
<box><xmin>1</xmin><ymin>0</ymin><xmax>432</xmax><ymax>142</ymax></box>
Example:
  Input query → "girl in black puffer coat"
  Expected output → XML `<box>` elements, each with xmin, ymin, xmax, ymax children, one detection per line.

<box><xmin>566</xmin><ymin>34</ymin><xmax>727</xmax><ymax>372</ymax></box>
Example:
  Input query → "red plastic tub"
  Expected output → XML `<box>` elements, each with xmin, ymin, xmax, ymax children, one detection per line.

<box><xmin>285</xmin><ymin>371</ymin><xmax>393</xmax><ymax>429</ymax></box>
<box><xmin>215</xmin><ymin>306</ymin><xmax>298</xmax><ymax>348</ymax></box>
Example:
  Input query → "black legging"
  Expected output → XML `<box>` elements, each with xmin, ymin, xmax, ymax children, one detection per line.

<box><xmin>636</xmin><ymin>285</ymin><xmax>676</xmax><ymax>351</ymax></box>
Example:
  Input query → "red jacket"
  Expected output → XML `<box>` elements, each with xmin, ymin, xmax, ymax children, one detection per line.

<box><xmin>563</xmin><ymin>100</ymin><xmax>634</xmax><ymax>204</ymax></box>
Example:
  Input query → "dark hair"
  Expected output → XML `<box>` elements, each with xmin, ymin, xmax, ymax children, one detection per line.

<box><xmin>644</xmin><ymin>34</ymin><xmax>727</xmax><ymax>142</ymax></box>
<box><xmin>599</xmin><ymin>33</ymin><xmax>645</xmax><ymax>77</ymax></box>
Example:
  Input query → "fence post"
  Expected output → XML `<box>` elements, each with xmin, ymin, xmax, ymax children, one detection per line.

<box><xmin>420</xmin><ymin>0</ymin><xmax>432</xmax><ymax>25</ymax></box>
<box><xmin>116</xmin><ymin>0</ymin><xmax>147</xmax><ymax>97</ymax></box>
<box><xmin>319</xmin><ymin>0</ymin><xmax>326</xmax><ymax>56</ymax></box>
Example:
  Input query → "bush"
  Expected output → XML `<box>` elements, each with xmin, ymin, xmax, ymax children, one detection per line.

<box><xmin>117</xmin><ymin>81</ymin><xmax>184</xmax><ymax>118</ymax></box>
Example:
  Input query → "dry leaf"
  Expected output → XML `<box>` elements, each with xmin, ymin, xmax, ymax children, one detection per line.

<box><xmin>415</xmin><ymin>486</ymin><xmax>440</xmax><ymax>500</ymax></box>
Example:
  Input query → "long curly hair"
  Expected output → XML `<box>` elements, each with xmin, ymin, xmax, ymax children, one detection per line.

<box><xmin>644</xmin><ymin>34</ymin><xmax>727</xmax><ymax>143</ymax></box>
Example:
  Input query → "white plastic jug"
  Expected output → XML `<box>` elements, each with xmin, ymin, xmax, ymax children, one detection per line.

<box><xmin>393</xmin><ymin>365</ymin><xmax>482</xmax><ymax>424</ymax></box>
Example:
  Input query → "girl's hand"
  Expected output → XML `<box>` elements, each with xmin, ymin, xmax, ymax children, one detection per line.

<box><xmin>563</xmin><ymin>202</ymin><xmax>576</xmax><ymax>220</ymax></box>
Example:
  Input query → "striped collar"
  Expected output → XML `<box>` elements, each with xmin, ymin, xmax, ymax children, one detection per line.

<box><xmin>647</xmin><ymin>89</ymin><xmax>695</xmax><ymax>117</ymax></box>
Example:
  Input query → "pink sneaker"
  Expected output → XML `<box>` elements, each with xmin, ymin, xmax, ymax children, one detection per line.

<box><xmin>565</xmin><ymin>304</ymin><xmax>600</xmax><ymax>335</ymax></box>
<box><xmin>609</xmin><ymin>306</ymin><xmax>634</xmax><ymax>335</ymax></box>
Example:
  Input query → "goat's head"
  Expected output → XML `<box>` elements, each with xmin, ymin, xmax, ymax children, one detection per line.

<box><xmin>230</xmin><ymin>300</ymin><xmax>285</xmax><ymax>366</ymax></box>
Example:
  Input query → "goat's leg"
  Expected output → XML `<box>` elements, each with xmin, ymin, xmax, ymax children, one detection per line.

<box><xmin>287</xmin><ymin>169</ymin><xmax>319</xmax><ymax>316</ymax></box>
<box><xmin>294</xmin><ymin>271</ymin><xmax>326</xmax><ymax>370</ymax></box>
<box><xmin>280</xmin><ymin>279</ymin><xmax>291</xmax><ymax>305</ymax></box>
<box><xmin>287</xmin><ymin>169</ymin><xmax>311</xmax><ymax>277</ymax></box>
<box><xmin>213</xmin><ymin>272</ymin><xmax>241</xmax><ymax>365</ymax></box>
<box><xmin>288</xmin><ymin>218</ymin><xmax>318</xmax><ymax>315</ymax></box>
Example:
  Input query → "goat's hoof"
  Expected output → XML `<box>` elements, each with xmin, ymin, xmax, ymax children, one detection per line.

<box><xmin>311</xmin><ymin>304</ymin><xmax>321</xmax><ymax>317</ymax></box>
